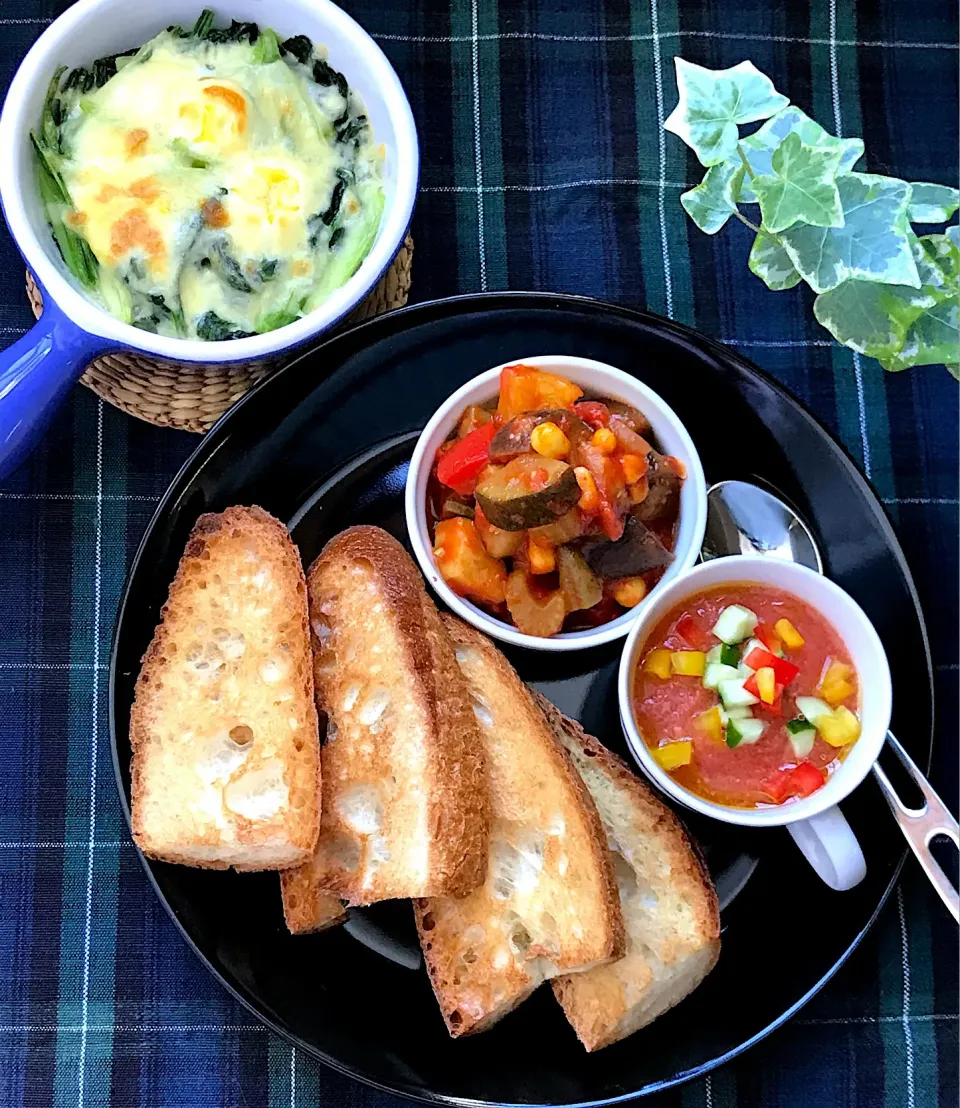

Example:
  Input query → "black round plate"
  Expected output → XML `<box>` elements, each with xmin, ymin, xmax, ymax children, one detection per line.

<box><xmin>110</xmin><ymin>293</ymin><xmax>931</xmax><ymax>1107</ymax></box>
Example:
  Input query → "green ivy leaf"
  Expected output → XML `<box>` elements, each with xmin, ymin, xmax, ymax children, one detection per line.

<box><xmin>737</xmin><ymin>106</ymin><xmax>864</xmax><ymax>204</ymax></box>
<box><xmin>947</xmin><ymin>225</ymin><xmax>959</xmax><ymax>249</ymax></box>
<box><xmin>751</xmin><ymin>132</ymin><xmax>844</xmax><ymax>232</ymax></box>
<box><xmin>907</xmin><ymin>182</ymin><xmax>960</xmax><ymax>224</ymax></box>
<box><xmin>664</xmin><ymin>58</ymin><xmax>789</xmax><ymax>167</ymax></box>
<box><xmin>748</xmin><ymin>232</ymin><xmax>802</xmax><ymax>290</ymax></box>
<box><xmin>778</xmin><ymin>172</ymin><xmax>919</xmax><ymax>293</ymax></box>
<box><xmin>881</xmin><ymin>297</ymin><xmax>958</xmax><ymax>372</ymax></box>
<box><xmin>680</xmin><ymin>162</ymin><xmax>744</xmax><ymax>234</ymax></box>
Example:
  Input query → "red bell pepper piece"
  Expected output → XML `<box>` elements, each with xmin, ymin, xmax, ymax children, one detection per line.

<box><xmin>677</xmin><ymin>614</ymin><xmax>715</xmax><ymax>652</ymax></box>
<box><xmin>764</xmin><ymin>762</ymin><xmax>825</xmax><ymax>804</ymax></box>
<box><xmin>754</xmin><ymin>622</ymin><xmax>783</xmax><ymax>654</ymax></box>
<box><xmin>435</xmin><ymin>422</ymin><xmax>497</xmax><ymax>496</ymax></box>
<box><xmin>576</xmin><ymin>443</ymin><xmax>628</xmax><ymax>541</ymax></box>
<box><xmin>742</xmin><ymin>671</ymin><xmax>783</xmax><ymax>712</ymax></box>
<box><xmin>743</xmin><ymin>647</ymin><xmax>801</xmax><ymax>686</ymax></box>
<box><xmin>573</xmin><ymin>401</ymin><xmax>612</xmax><ymax>429</ymax></box>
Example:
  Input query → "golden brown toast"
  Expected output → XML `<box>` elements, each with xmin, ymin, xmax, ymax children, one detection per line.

<box><xmin>130</xmin><ymin>506</ymin><xmax>321</xmax><ymax>871</ymax></box>
<box><xmin>280</xmin><ymin>527</ymin><xmax>487</xmax><ymax>916</ymax></box>
<box><xmin>415</xmin><ymin>617</ymin><xmax>625</xmax><ymax>1038</ymax></box>
<box><xmin>534</xmin><ymin>693</ymin><xmax>721</xmax><ymax>1051</ymax></box>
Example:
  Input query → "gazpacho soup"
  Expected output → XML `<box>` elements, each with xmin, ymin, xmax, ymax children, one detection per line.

<box><xmin>633</xmin><ymin>583</ymin><xmax>861</xmax><ymax>808</ymax></box>
<box><xmin>427</xmin><ymin>363</ymin><xmax>686</xmax><ymax>638</ymax></box>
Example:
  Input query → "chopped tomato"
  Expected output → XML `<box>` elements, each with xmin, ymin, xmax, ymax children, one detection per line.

<box><xmin>435</xmin><ymin>422</ymin><xmax>496</xmax><ymax>496</ymax></box>
<box><xmin>575</xmin><ymin>442</ymin><xmax>627</xmax><ymax>541</ymax></box>
<box><xmin>754</xmin><ymin>622</ymin><xmax>783</xmax><ymax>655</ymax></box>
<box><xmin>743</xmin><ymin>647</ymin><xmax>800</xmax><ymax>685</ymax></box>
<box><xmin>676</xmin><ymin>614</ymin><xmax>715</xmax><ymax>651</ymax></box>
<box><xmin>433</xmin><ymin>517</ymin><xmax>507</xmax><ymax>605</ymax></box>
<box><xmin>764</xmin><ymin>762</ymin><xmax>825</xmax><ymax>803</ymax></box>
<box><xmin>497</xmin><ymin>364</ymin><xmax>583</xmax><ymax>421</ymax></box>
<box><xmin>572</xmin><ymin>401</ymin><xmax>612</xmax><ymax>429</ymax></box>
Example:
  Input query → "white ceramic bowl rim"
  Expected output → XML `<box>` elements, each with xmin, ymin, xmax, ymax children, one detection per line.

<box><xmin>617</xmin><ymin>555</ymin><xmax>894</xmax><ymax>826</ymax></box>
<box><xmin>0</xmin><ymin>0</ymin><xmax>418</xmax><ymax>363</ymax></box>
<box><xmin>404</xmin><ymin>354</ymin><xmax>708</xmax><ymax>653</ymax></box>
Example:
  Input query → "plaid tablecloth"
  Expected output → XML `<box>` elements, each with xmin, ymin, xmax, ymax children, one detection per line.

<box><xmin>1</xmin><ymin>1</ymin><xmax>957</xmax><ymax>1105</ymax></box>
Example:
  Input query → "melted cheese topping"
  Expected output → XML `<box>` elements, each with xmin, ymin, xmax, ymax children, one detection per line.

<box><xmin>54</xmin><ymin>31</ymin><xmax>382</xmax><ymax>338</ymax></box>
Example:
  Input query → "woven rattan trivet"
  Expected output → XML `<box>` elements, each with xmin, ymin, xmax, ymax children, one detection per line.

<box><xmin>26</xmin><ymin>234</ymin><xmax>413</xmax><ymax>433</ymax></box>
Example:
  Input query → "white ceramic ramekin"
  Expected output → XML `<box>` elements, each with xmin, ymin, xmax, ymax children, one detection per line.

<box><xmin>618</xmin><ymin>555</ymin><xmax>893</xmax><ymax>889</ymax></box>
<box><xmin>404</xmin><ymin>355</ymin><xmax>707</xmax><ymax>652</ymax></box>
<box><xmin>0</xmin><ymin>0</ymin><xmax>418</xmax><ymax>476</ymax></box>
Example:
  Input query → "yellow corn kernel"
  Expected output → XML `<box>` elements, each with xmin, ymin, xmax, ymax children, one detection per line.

<box><xmin>696</xmin><ymin>706</ymin><xmax>724</xmax><ymax>744</ymax></box>
<box><xmin>530</xmin><ymin>420</ymin><xmax>571</xmax><ymax>459</ymax></box>
<box><xmin>612</xmin><ymin>576</ymin><xmax>648</xmax><ymax>608</ymax></box>
<box><xmin>756</xmin><ymin>666</ymin><xmax>777</xmax><ymax>704</ymax></box>
<box><xmin>574</xmin><ymin>466</ymin><xmax>600</xmax><ymax>512</ymax></box>
<box><xmin>775</xmin><ymin>618</ymin><xmax>805</xmax><ymax>650</ymax></box>
<box><xmin>643</xmin><ymin>648</ymin><xmax>673</xmax><ymax>680</ymax></box>
<box><xmin>671</xmin><ymin>650</ymin><xmax>706</xmax><ymax>677</ymax></box>
<box><xmin>620</xmin><ymin>452</ymin><xmax>647</xmax><ymax>485</ymax></box>
<box><xmin>818</xmin><ymin>705</ymin><xmax>861</xmax><ymax>747</ymax></box>
<box><xmin>653</xmin><ymin>740</ymin><xmax>693</xmax><ymax>771</ymax></box>
<box><xmin>591</xmin><ymin>427</ymin><xmax>617</xmax><ymax>454</ymax></box>
<box><xmin>527</xmin><ymin>537</ymin><xmax>556</xmax><ymax>574</ymax></box>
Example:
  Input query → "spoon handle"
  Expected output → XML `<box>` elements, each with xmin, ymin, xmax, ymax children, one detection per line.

<box><xmin>871</xmin><ymin>731</ymin><xmax>959</xmax><ymax>923</ymax></box>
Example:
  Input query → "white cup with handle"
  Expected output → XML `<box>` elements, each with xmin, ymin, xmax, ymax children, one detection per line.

<box><xmin>618</xmin><ymin>555</ymin><xmax>892</xmax><ymax>890</ymax></box>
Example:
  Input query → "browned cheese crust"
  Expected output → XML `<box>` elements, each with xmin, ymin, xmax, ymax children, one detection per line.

<box><xmin>280</xmin><ymin>526</ymin><xmax>487</xmax><ymax>917</ymax></box>
<box><xmin>130</xmin><ymin>506</ymin><xmax>321</xmax><ymax>871</ymax></box>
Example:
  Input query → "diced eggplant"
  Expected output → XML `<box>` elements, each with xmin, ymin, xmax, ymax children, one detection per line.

<box><xmin>579</xmin><ymin>514</ymin><xmax>673</xmax><ymax>577</ymax></box>
<box><xmin>488</xmin><ymin>409</ymin><xmax>592</xmax><ymax>463</ymax></box>
<box><xmin>605</xmin><ymin>400</ymin><xmax>652</xmax><ymax>437</ymax></box>
<box><xmin>505</xmin><ymin>569</ymin><xmax>567</xmax><ymax>637</ymax></box>
<box><xmin>475</xmin><ymin>456</ymin><xmax>581</xmax><ymax>531</ymax></box>
<box><xmin>631</xmin><ymin>450</ymin><xmax>681</xmax><ymax>523</ymax></box>
<box><xmin>441</xmin><ymin>497</ymin><xmax>475</xmax><ymax>520</ymax></box>
<box><xmin>608</xmin><ymin>413</ymin><xmax>652</xmax><ymax>456</ymax></box>
<box><xmin>557</xmin><ymin>546</ymin><xmax>603</xmax><ymax>612</ymax></box>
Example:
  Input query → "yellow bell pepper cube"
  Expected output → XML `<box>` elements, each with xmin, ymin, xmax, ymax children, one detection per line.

<box><xmin>774</xmin><ymin>618</ymin><xmax>805</xmax><ymax>650</ymax></box>
<box><xmin>818</xmin><ymin>705</ymin><xmax>861</xmax><ymax>747</ymax></box>
<box><xmin>671</xmin><ymin>650</ymin><xmax>706</xmax><ymax>677</ymax></box>
<box><xmin>653</xmin><ymin>740</ymin><xmax>693</xmax><ymax>771</ymax></box>
<box><xmin>696</xmin><ymin>706</ymin><xmax>724</xmax><ymax>744</ymax></box>
<box><xmin>643</xmin><ymin>648</ymin><xmax>673</xmax><ymax>680</ymax></box>
<box><xmin>819</xmin><ymin>661</ymin><xmax>856</xmax><ymax>706</ymax></box>
<box><xmin>756</xmin><ymin>666</ymin><xmax>777</xmax><ymax>704</ymax></box>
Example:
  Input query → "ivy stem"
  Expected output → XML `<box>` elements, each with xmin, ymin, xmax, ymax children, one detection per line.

<box><xmin>736</xmin><ymin>143</ymin><xmax>755</xmax><ymax>180</ymax></box>
<box><xmin>734</xmin><ymin>210</ymin><xmax>762</xmax><ymax>234</ymax></box>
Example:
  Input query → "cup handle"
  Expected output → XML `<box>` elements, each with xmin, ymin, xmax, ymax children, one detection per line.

<box><xmin>787</xmin><ymin>805</ymin><xmax>867</xmax><ymax>890</ymax></box>
<box><xmin>0</xmin><ymin>280</ymin><xmax>112</xmax><ymax>480</ymax></box>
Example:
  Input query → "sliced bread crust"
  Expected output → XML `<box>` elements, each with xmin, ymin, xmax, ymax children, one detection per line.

<box><xmin>415</xmin><ymin>617</ymin><xmax>625</xmax><ymax>1038</ymax></box>
<box><xmin>281</xmin><ymin>526</ymin><xmax>487</xmax><ymax>914</ymax></box>
<box><xmin>533</xmin><ymin>692</ymin><xmax>721</xmax><ymax>1052</ymax></box>
<box><xmin>130</xmin><ymin>505</ymin><xmax>321</xmax><ymax>871</ymax></box>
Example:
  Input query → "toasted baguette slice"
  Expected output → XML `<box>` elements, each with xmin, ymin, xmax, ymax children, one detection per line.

<box><xmin>282</xmin><ymin>882</ymin><xmax>348</xmax><ymax>935</ymax></box>
<box><xmin>280</xmin><ymin>526</ymin><xmax>487</xmax><ymax>915</ymax></box>
<box><xmin>532</xmin><ymin>693</ymin><xmax>721</xmax><ymax>1052</ymax></box>
<box><xmin>130</xmin><ymin>506</ymin><xmax>321</xmax><ymax>871</ymax></box>
<box><xmin>414</xmin><ymin>617</ymin><xmax>625</xmax><ymax>1038</ymax></box>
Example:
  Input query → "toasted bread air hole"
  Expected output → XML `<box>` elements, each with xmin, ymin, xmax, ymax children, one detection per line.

<box><xmin>449</xmin><ymin>1010</ymin><xmax>462</xmax><ymax>1028</ymax></box>
<box><xmin>229</xmin><ymin>724</ymin><xmax>254</xmax><ymax>745</ymax></box>
<box><xmin>421</xmin><ymin>912</ymin><xmax>436</xmax><ymax>931</ymax></box>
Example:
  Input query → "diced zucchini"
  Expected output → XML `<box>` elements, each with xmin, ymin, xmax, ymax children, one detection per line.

<box><xmin>720</xmin><ymin>643</ymin><xmax>740</xmax><ymax>667</ymax></box>
<box><xmin>711</xmin><ymin>605</ymin><xmax>759</xmax><ymax>644</ymax></box>
<box><xmin>796</xmin><ymin>696</ymin><xmax>834</xmax><ymax>727</ymax></box>
<box><xmin>703</xmin><ymin>662</ymin><xmax>739</xmax><ymax>690</ymax></box>
<box><xmin>718</xmin><ymin>677</ymin><xmax>760</xmax><ymax>709</ymax></box>
<box><xmin>726</xmin><ymin>716</ymin><xmax>766</xmax><ymax>748</ymax></box>
<box><xmin>785</xmin><ymin>718</ymin><xmax>817</xmax><ymax>758</ymax></box>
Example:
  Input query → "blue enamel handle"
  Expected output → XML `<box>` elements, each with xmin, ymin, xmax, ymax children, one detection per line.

<box><xmin>0</xmin><ymin>288</ymin><xmax>112</xmax><ymax>480</ymax></box>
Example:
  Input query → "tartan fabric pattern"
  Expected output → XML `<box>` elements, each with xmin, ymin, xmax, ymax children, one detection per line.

<box><xmin>0</xmin><ymin>0</ymin><xmax>957</xmax><ymax>1105</ymax></box>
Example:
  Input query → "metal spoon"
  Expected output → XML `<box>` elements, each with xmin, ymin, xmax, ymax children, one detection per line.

<box><xmin>704</xmin><ymin>479</ymin><xmax>959</xmax><ymax>921</ymax></box>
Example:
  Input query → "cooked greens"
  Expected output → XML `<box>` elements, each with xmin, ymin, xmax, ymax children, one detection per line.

<box><xmin>32</xmin><ymin>9</ymin><xmax>384</xmax><ymax>339</ymax></box>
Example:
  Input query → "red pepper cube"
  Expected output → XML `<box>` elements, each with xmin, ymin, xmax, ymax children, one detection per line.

<box><xmin>755</xmin><ymin>622</ymin><xmax>783</xmax><ymax>654</ymax></box>
<box><xmin>677</xmin><ymin>614</ymin><xmax>715</xmax><ymax>652</ymax></box>
<box><xmin>435</xmin><ymin>421</ymin><xmax>497</xmax><ymax>497</ymax></box>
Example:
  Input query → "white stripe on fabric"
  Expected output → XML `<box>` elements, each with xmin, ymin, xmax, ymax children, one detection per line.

<box><xmin>471</xmin><ymin>0</ymin><xmax>487</xmax><ymax>291</ymax></box>
<box><xmin>648</xmin><ymin>0</ymin><xmax>674</xmax><ymax>318</ymax></box>
<box><xmin>0</xmin><ymin>842</ymin><xmax>133</xmax><ymax>849</ymax></box>
<box><xmin>76</xmin><ymin>400</ymin><xmax>103</xmax><ymax>1108</ymax></box>
<box><xmin>290</xmin><ymin>1047</ymin><xmax>297</xmax><ymax>1108</ymax></box>
<box><xmin>371</xmin><ymin>31</ymin><xmax>958</xmax><ymax>49</ymax></box>
<box><xmin>898</xmin><ymin>886</ymin><xmax>916</xmax><ymax>1108</ymax></box>
<box><xmin>0</xmin><ymin>492</ymin><xmax>159</xmax><ymax>501</ymax></box>
<box><xmin>797</xmin><ymin>1013</ymin><xmax>957</xmax><ymax>1025</ymax></box>
<box><xmin>420</xmin><ymin>177</ymin><xmax>691</xmax><ymax>193</ymax></box>
<box><xmin>0</xmin><ymin>662</ymin><xmax>108</xmax><ymax>670</ymax></box>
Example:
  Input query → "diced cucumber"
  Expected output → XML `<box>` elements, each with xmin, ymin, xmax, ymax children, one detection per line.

<box><xmin>706</xmin><ymin>645</ymin><xmax>723</xmax><ymax>665</ymax></box>
<box><xmin>738</xmin><ymin>661</ymin><xmax>756</xmax><ymax>679</ymax></box>
<box><xmin>786</xmin><ymin>718</ymin><xmax>816</xmax><ymax>758</ymax></box>
<box><xmin>718</xmin><ymin>677</ymin><xmax>760</xmax><ymax>709</ymax></box>
<box><xmin>711</xmin><ymin>605</ymin><xmax>759</xmax><ymax>644</ymax></box>
<box><xmin>703</xmin><ymin>662</ymin><xmax>740</xmax><ymax>690</ymax></box>
<box><xmin>726</xmin><ymin>716</ymin><xmax>766</xmax><ymax>748</ymax></box>
<box><xmin>719</xmin><ymin>706</ymin><xmax>753</xmax><ymax>724</ymax></box>
<box><xmin>744</xmin><ymin>636</ymin><xmax>782</xmax><ymax>659</ymax></box>
<box><xmin>720</xmin><ymin>643</ymin><xmax>740</xmax><ymax>667</ymax></box>
<box><xmin>796</xmin><ymin>696</ymin><xmax>834</xmax><ymax>727</ymax></box>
